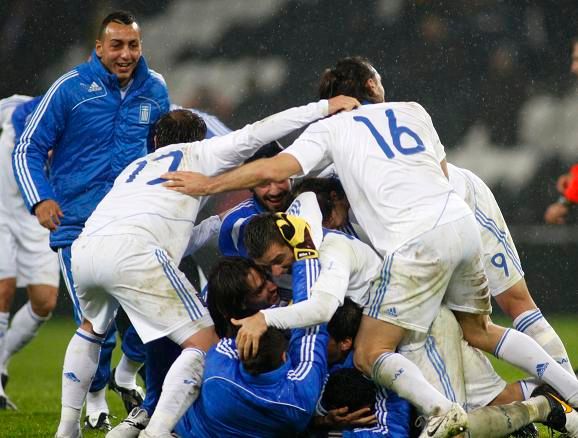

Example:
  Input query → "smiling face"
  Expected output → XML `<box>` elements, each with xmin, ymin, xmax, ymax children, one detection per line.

<box><xmin>255</xmin><ymin>241</ymin><xmax>295</xmax><ymax>277</ymax></box>
<box><xmin>253</xmin><ymin>180</ymin><xmax>292</xmax><ymax>212</ymax></box>
<box><xmin>245</xmin><ymin>267</ymin><xmax>280</xmax><ymax>309</ymax></box>
<box><xmin>95</xmin><ymin>21</ymin><xmax>142</xmax><ymax>87</ymax></box>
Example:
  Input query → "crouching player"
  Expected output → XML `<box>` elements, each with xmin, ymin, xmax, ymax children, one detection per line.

<box><xmin>175</xmin><ymin>257</ymin><xmax>328</xmax><ymax>437</ymax></box>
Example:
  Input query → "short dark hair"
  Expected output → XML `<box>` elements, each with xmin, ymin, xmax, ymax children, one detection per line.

<box><xmin>241</xmin><ymin>327</ymin><xmax>288</xmax><ymax>375</ymax></box>
<box><xmin>154</xmin><ymin>110</ymin><xmax>207</xmax><ymax>149</ymax></box>
<box><xmin>292</xmin><ymin>178</ymin><xmax>346</xmax><ymax>224</ymax></box>
<box><xmin>206</xmin><ymin>257</ymin><xmax>266</xmax><ymax>338</ymax></box>
<box><xmin>327</xmin><ymin>298</ymin><xmax>362</xmax><ymax>343</ymax></box>
<box><xmin>243</xmin><ymin>213</ymin><xmax>288</xmax><ymax>261</ymax></box>
<box><xmin>321</xmin><ymin>368</ymin><xmax>376</xmax><ymax>412</ymax></box>
<box><xmin>244</xmin><ymin>141</ymin><xmax>283</xmax><ymax>164</ymax></box>
<box><xmin>98</xmin><ymin>11</ymin><xmax>139</xmax><ymax>40</ymax></box>
<box><xmin>318</xmin><ymin>56</ymin><xmax>378</xmax><ymax>103</ymax></box>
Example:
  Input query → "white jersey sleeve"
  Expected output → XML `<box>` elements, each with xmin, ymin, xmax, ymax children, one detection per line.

<box><xmin>188</xmin><ymin>100</ymin><xmax>329</xmax><ymax>177</ymax></box>
<box><xmin>280</xmin><ymin>121</ymin><xmax>333</xmax><ymax>176</ymax></box>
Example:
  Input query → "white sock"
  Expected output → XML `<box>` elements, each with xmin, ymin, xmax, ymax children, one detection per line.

<box><xmin>145</xmin><ymin>348</ymin><xmax>205</xmax><ymax>435</ymax></box>
<box><xmin>372</xmin><ymin>352</ymin><xmax>453</xmax><ymax>416</ymax></box>
<box><xmin>0</xmin><ymin>312</ymin><xmax>9</xmax><ymax>375</ymax></box>
<box><xmin>514</xmin><ymin>309</ymin><xmax>574</xmax><ymax>373</ymax></box>
<box><xmin>518</xmin><ymin>378</ymin><xmax>539</xmax><ymax>400</ymax></box>
<box><xmin>114</xmin><ymin>354</ymin><xmax>143</xmax><ymax>389</ymax></box>
<box><xmin>466</xmin><ymin>396</ymin><xmax>550</xmax><ymax>437</ymax></box>
<box><xmin>57</xmin><ymin>329</ymin><xmax>102</xmax><ymax>436</ymax></box>
<box><xmin>86</xmin><ymin>387</ymin><xmax>108</xmax><ymax>416</ymax></box>
<box><xmin>495</xmin><ymin>329</ymin><xmax>578</xmax><ymax>406</ymax></box>
<box><xmin>0</xmin><ymin>302</ymin><xmax>50</xmax><ymax>371</ymax></box>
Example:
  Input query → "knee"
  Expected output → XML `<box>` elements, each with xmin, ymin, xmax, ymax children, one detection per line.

<box><xmin>29</xmin><ymin>286</ymin><xmax>58</xmax><ymax>317</ymax></box>
<box><xmin>0</xmin><ymin>279</ymin><xmax>17</xmax><ymax>310</ymax></box>
<box><xmin>353</xmin><ymin>345</ymin><xmax>388</xmax><ymax>378</ymax></box>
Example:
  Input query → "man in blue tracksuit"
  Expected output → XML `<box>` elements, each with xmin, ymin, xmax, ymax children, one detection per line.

<box><xmin>218</xmin><ymin>141</ymin><xmax>292</xmax><ymax>258</ymax></box>
<box><xmin>11</xmin><ymin>11</ymin><xmax>169</xmax><ymax>434</ymax></box>
<box><xmin>176</xmin><ymin>258</ymin><xmax>328</xmax><ymax>437</ymax></box>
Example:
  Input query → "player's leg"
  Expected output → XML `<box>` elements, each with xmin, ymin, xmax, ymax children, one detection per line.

<box><xmin>56</xmin><ymin>318</ymin><xmax>109</xmax><ymax>438</ymax></box>
<box><xmin>0</xmin><ymin>278</ymin><xmax>17</xmax><ymax>409</ymax></box>
<box><xmin>475</xmin><ymin>191</ymin><xmax>574</xmax><ymax>374</ymax></box>
<box><xmin>58</xmin><ymin>245</ymin><xmax>114</xmax><ymax>424</ymax></box>
<box><xmin>494</xmin><ymin>279</ymin><xmax>574</xmax><ymax>373</ymax></box>
<box><xmin>0</xmin><ymin>284</ymin><xmax>57</xmax><ymax>372</ymax></box>
<box><xmin>143</xmin><ymin>325</ymin><xmax>218</xmax><ymax>437</ymax></box>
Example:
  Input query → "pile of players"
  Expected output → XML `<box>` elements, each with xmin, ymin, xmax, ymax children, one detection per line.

<box><xmin>1</xmin><ymin>9</ymin><xmax>578</xmax><ymax>438</ymax></box>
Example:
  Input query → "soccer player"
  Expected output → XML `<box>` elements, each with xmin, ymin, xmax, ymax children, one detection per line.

<box><xmin>55</xmin><ymin>95</ymin><xmax>359</xmax><ymax>438</ymax></box>
<box><xmin>163</xmin><ymin>56</ymin><xmax>578</xmax><ymax>437</ymax></box>
<box><xmin>298</xmin><ymin>170</ymin><xmax>574</xmax><ymax>377</ymax></box>
<box><xmin>175</xmin><ymin>256</ymin><xmax>327</xmax><ymax>437</ymax></box>
<box><xmin>12</xmin><ymin>11</ymin><xmax>170</xmax><ymax>428</ymax></box>
<box><xmin>219</xmin><ymin>141</ymin><xmax>292</xmax><ymax>258</ymax></box>
<box><xmin>0</xmin><ymin>95</ymin><xmax>59</xmax><ymax>410</ymax></box>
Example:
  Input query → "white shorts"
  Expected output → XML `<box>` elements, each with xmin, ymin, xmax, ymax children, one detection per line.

<box><xmin>365</xmin><ymin>215</ymin><xmax>491</xmax><ymax>333</ymax></box>
<box><xmin>0</xmin><ymin>208</ymin><xmax>59</xmax><ymax>288</ymax></box>
<box><xmin>399</xmin><ymin>307</ymin><xmax>506</xmax><ymax>412</ymax></box>
<box><xmin>470</xmin><ymin>177</ymin><xmax>524</xmax><ymax>296</ymax></box>
<box><xmin>71</xmin><ymin>235</ymin><xmax>212</xmax><ymax>344</ymax></box>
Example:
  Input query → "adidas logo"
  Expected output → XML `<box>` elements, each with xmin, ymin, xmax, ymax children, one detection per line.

<box><xmin>87</xmin><ymin>81</ymin><xmax>102</xmax><ymax>92</ymax></box>
<box><xmin>536</xmin><ymin>362</ymin><xmax>549</xmax><ymax>378</ymax></box>
<box><xmin>386</xmin><ymin>307</ymin><xmax>398</xmax><ymax>317</ymax></box>
<box><xmin>64</xmin><ymin>372</ymin><xmax>80</xmax><ymax>383</ymax></box>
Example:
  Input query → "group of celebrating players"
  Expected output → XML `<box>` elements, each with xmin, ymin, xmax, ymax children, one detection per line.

<box><xmin>1</xmin><ymin>9</ymin><xmax>578</xmax><ymax>438</ymax></box>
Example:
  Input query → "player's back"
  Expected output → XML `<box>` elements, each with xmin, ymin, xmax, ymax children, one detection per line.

<box><xmin>81</xmin><ymin>142</ymin><xmax>207</xmax><ymax>261</ymax></box>
<box><xmin>287</xmin><ymin>102</ymin><xmax>471</xmax><ymax>254</ymax></box>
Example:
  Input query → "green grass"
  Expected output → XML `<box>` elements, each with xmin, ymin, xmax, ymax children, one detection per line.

<box><xmin>1</xmin><ymin>316</ymin><xmax>577</xmax><ymax>437</ymax></box>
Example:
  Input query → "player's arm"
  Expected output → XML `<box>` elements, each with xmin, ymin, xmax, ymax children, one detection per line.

<box><xmin>162</xmin><ymin>96</ymin><xmax>356</xmax><ymax>195</ymax></box>
<box><xmin>12</xmin><ymin>86</ymin><xmax>69</xmax><ymax>229</ymax></box>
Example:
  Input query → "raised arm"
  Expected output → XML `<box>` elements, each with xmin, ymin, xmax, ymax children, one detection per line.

<box><xmin>162</xmin><ymin>95</ymin><xmax>359</xmax><ymax>195</ymax></box>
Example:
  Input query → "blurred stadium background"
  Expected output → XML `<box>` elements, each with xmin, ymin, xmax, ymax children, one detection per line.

<box><xmin>1</xmin><ymin>0</ymin><xmax>577</xmax><ymax>311</ymax></box>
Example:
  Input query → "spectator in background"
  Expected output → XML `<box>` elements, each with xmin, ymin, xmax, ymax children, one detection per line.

<box><xmin>11</xmin><ymin>10</ymin><xmax>170</xmax><ymax>433</ymax></box>
<box><xmin>545</xmin><ymin>37</ymin><xmax>578</xmax><ymax>224</ymax></box>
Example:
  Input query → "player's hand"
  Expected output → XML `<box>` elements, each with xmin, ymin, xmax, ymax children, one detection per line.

<box><xmin>162</xmin><ymin>171</ymin><xmax>210</xmax><ymax>196</ymax></box>
<box><xmin>274</xmin><ymin>213</ymin><xmax>318</xmax><ymax>260</ymax></box>
<box><xmin>317</xmin><ymin>406</ymin><xmax>377</xmax><ymax>429</ymax></box>
<box><xmin>556</xmin><ymin>173</ymin><xmax>572</xmax><ymax>194</ymax></box>
<box><xmin>231</xmin><ymin>312</ymin><xmax>267</xmax><ymax>360</ymax></box>
<box><xmin>544</xmin><ymin>202</ymin><xmax>569</xmax><ymax>225</ymax></box>
<box><xmin>34</xmin><ymin>199</ymin><xmax>64</xmax><ymax>231</ymax></box>
<box><xmin>327</xmin><ymin>95</ymin><xmax>360</xmax><ymax>115</ymax></box>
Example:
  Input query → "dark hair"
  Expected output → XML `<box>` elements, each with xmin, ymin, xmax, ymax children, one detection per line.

<box><xmin>243</xmin><ymin>213</ymin><xmax>288</xmax><ymax>260</ymax></box>
<box><xmin>154</xmin><ymin>110</ymin><xmax>207</xmax><ymax>149</ymax></box>
<box><xmin>319</xmin><ymin>56</ymin><xmax>378</xmax><ymax>103</ymax></box>
<box><xmin>321</xmin><ymin>368</ymin><xmax>376</xmax><ymax>412</ymax></box>
<box><xmin>98</xmin><ymin>11</ymin><xmax>139</xmax><ymax>40</ymax></box>
<box><xmin>244</xmin><ymin>141</ymin><xmax>283</xmax><ymax>164</ymax></box>
<box><xmin>292</xmin><ymin>177</ymin><xmax>346</xmax><ymax>224</ymax></box>
<box><xmin>206</xmin><ymin>257</ymin><xmax>265</xmax><ymax>338</ymax></box>
<box><xmin>242</xmin><ymin>327</ymin><xmax>288</xmax><ymax>375</ymax></box>
<box><xmin>327</xmin><ymin>298</ymin><xmax>362</xmax><ymax>343</ymax></box>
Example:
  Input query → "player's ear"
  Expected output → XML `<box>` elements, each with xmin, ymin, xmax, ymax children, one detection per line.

<box><xmin>365</xmin><ymin>77</ymin><xmax>378</xmax><ymax>97</ymax></box>
<box><xmin>340</xmin><ymin>338</ymin><xmax>353</xmax><ymax>353</ymax></box>
<box><xmin>95</xmin><ymin>40</ymin><xmax>104</xmax><ymax>57</ymax></box>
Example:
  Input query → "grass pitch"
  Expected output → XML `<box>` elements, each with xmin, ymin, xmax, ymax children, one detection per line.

<box><xmin>0</xmin><ymin>316</ymin><xmax>577</xmax><ymax>437</ymax></box>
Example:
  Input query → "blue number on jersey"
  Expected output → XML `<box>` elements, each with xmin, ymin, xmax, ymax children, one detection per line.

<box><xmin>354</xmin><ymin>109</ymin><xmax>425</xmax><ymax>158</ymax></box>
<box><xmin>125</xmin><ymin>150</ymin><xmax>184</xmax><ymax>185</ymax></box>
<box><xmin>491</xmin><ymin>252</ymin><xmax>509</xmax><ymax>277</ymax></box>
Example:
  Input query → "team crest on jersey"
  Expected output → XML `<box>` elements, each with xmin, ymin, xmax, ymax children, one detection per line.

<box><xmin>139</xmin><ymin>103</ymin><xmax>151</xmax><ymax>124</ymax></box>
<box><xmin>87</xmin><ymin>81</ymin><xmax>103</xmax><ymax>92</ymax></box>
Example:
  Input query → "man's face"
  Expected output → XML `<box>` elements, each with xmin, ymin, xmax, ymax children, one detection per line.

<box><xmin>245</xmin><ymin>267</ymin><xmax>280</xmax><ymax>309</ymax></box>
<box><xmin>571</xmin><ymin>43</ymin><xmax>578</xmax><ymax>78</ymax></box>
<box><xmin>253</xmin><ymin>180</ymin><xmax>291</xmax><ymax>212</ymax></box>
<box><xmin>256</xmin><ymin>242</ymin><xmax>294</xmax><ymax>277</ymax></box>
<box><xmin>95</xmin><ymin>21</ymin><xmax>142</xmax><ymax>87</ymax></box>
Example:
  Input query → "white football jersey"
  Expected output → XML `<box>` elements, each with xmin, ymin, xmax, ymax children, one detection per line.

<box><xmin>282</xmin><ymin>102</ymin><xmax>471</xmax><ymax>254</ymax></box>
<box><xmin>81</xmin><ymin>100</ymin><xmax>329</xmax><ymax>262</ymax></box>
<box><xmin>0</xmin><ymin>95</ymin><xmax>33</xmax><ymax>213</ymax></box>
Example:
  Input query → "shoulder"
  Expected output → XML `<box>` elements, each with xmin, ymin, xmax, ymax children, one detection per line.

<box><xmin>221</xmin><ymin>199</ymin><xmax>258</xmax><ymax>223</ymax></box>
